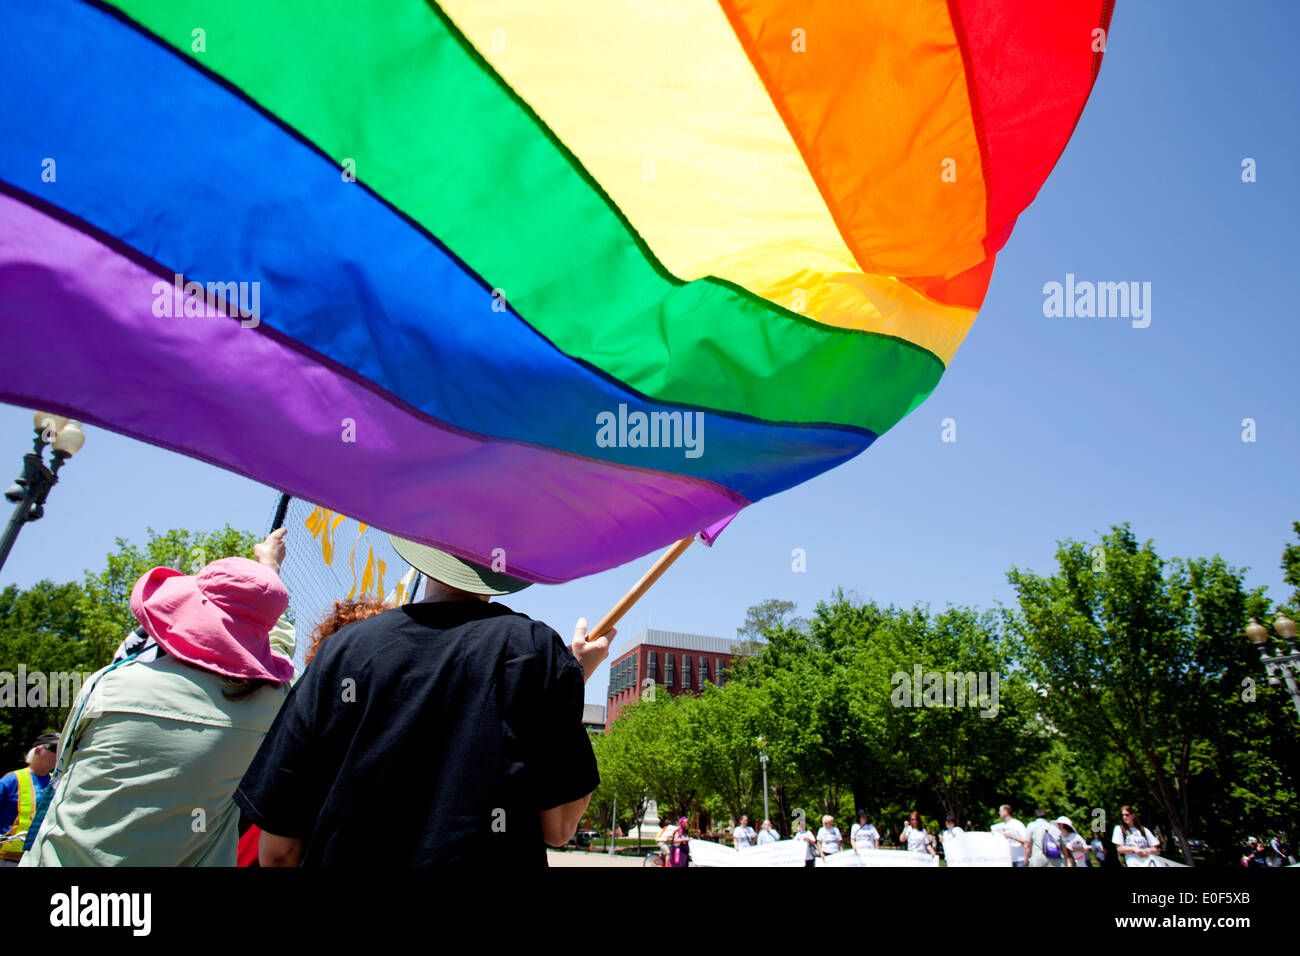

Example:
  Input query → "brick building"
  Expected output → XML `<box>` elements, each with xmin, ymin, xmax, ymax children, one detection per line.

<box><xmin>605</xmin><ymin>629</ymin><xmax>747</xmax><ymax>728</ymax></box>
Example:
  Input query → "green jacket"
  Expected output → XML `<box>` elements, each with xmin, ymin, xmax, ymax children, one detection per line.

<box><xmin>21</xmin><ymin>621</ymin><xmax>294</xmax><ymax>867</ymax></box>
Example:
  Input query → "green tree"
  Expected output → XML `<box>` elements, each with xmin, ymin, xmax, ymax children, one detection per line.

<box><xmin>738</xmin><ymin>593</ymin><xmax>1040</xmax><ymax>829</ymax></box>
<box><xmin>0</xmin><ymin>580</ymin><xmax>97</xmax><ymax>763</ymax></box>
<box><xmin>735</xmin><ymin>592</ymin><xmax>890</xmax><ymax>820</ymax></box>
<box><xmin>687</xmin><ymin>681</ymin><xmax>765</xmax><ymax>823</ymax></box>
<box><xmin>1006</xmin><ymin>524</ymin><xmax>1270</xmax><ymax>864</ymax></box>
<box><xmin>605</xmin><ymin>692</ymin><xmax>701</xmax><ymax>824</ymax></box>
<box><xmin>1281</xmin><ymin>520</ymin><xmax>1300</xmax><ymax>613</ymax></box>
<box><xmin>80</xmin><ymin>525</ymin><xmax>259</xmax><ymax>648</ymax></box>
<box><xmin>590</xmin><ymin>727</ymin><xmax>651</xmax><ymax>843</ymax></box>
<box><xmin>853</xmin><ymin>605</ymin><xmax>1042</xmax><ymax>826</ymax></box>
<box><xmin>737</xmin><ymin>598</ymin><xmax>806</xmax><ymax>650</ymax></box>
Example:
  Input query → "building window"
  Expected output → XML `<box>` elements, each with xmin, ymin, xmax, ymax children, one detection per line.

<box><xmin>664</xmin><ymin>652</ymin><xmax>674</xmax><ymax>688</ymax></box>
<box><xmin>699</xmin><ymin>657</ymin><xmax>710</xmax><ymax>685</ymax></box>
<box><xmin>681</xmin><ymin>655</ymin><xmax>692</xmax><ymax>690</ymax></box>
<box><xmin>717</xmin><ymin>659</ymin><xmax>726</xmax><ymax>687</ymax></box>
<box><xmin>647</xmin><ymin>651</ymin><xmax>657</xmax><ymax>683</ymax></box>
<box><xmin>612</xmin><ymin>656</ymin><xmax>634</xmax><ymax>695</ymax></box>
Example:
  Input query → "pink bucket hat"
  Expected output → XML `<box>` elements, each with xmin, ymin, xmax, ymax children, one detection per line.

<box><xmin>130</xmin><ymin>557</ymin><xmax>294</xmax><ymax>683</ymax></box>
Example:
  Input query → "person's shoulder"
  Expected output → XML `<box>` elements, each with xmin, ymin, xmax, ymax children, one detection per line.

<box><xmin>98</xmin><ymin>654</ymin><xmax>186</xmax><ymax>694</ymax></box>
<box><xmin>101</xmin><ymin>656</ymin><xmax>284</xmax><ymax>727</ymax></box>
<box><xmin>496</xmin><ymin>606</ymin><xmax>565</xmax><ymax>649</ymax></box>
<box><xmin>498</xmin><ymin>608</ymin><xmax>584</xmax><ymax>675</ymax></box>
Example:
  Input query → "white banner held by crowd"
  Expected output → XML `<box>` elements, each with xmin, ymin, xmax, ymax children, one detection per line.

<box><xmin>823</xmin><ymin>848</ymin><xmax>940</xmax><ymax>867</ymax></box>
<box><xmin>688</xmin><ymin>839</ymin><xmax>807</xmax><ymax>867</ymax></box>
<box><xmin>943</xmin><ymin>831</ymin><xmax>1013</xmax><ymax>867</ymax></box>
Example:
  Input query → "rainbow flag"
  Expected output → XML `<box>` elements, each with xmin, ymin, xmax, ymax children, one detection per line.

<box><xmin>0</xmin><ymin>1</ymin><xmax>1112</xmax><ymax>583</ymax></box>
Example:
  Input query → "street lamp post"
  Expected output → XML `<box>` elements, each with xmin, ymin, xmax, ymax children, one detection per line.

<box><xmin>756</xmin><ymin>735</ymin><xmax>770</xmax><ymax>823</ymax></box>
<box><xmin>1246</xmin><ymin>615</ymin><xmax>1300</xmax><ymax>724</ymax></box>
<box><xmin>609</xmin><ymin>795</ymin><xmax>616</xmax><ymax>855</ymax></box>
<box><xmin>0</xmin><ymin>412</ymin><xmax>86</xmax><ymax>575</ymax></box>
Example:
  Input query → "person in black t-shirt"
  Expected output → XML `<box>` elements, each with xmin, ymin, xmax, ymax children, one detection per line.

<box><xmin>234</xmin><ymin>534</ymin><xmax>613</xmax><ymax>866</ymax></box>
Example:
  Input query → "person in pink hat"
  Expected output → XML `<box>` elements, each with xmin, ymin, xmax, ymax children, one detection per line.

<box><xmin>21</xmin><ymin>529</ymin><xmax>295</xmax><ymax>867</ymax></box>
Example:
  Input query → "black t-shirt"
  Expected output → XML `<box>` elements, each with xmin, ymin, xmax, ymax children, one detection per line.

<box><xmin>234</xmin><ymin>600</ymin><xmax>597</xmax><ymax>866</ymax></box>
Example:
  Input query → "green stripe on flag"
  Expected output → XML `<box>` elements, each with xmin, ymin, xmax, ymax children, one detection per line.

<box><xmin>111</xmin><ymin>0</ymin><xmax>944</xmax><ymax>431</ymax></box>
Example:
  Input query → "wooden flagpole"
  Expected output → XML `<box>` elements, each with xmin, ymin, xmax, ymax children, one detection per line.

<box><xmin>588</xmin><ymin>535</ymin><xmax>695</xmax><ymax>641</ymax></box>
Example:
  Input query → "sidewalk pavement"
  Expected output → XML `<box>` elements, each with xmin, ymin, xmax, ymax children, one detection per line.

<box><xmin>546</xmin><ymin>848</ymin><xmax>648</xmax><ymax>867</ymax></box>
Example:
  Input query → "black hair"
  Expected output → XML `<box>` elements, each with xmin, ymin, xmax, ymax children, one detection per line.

<box><xmin>218</xmin><ymin>676</ymin><xmax>281</xmax><ymax>701</ymax></box>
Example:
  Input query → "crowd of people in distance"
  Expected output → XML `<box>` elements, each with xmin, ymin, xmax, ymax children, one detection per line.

<box><xmin>0</xmin><ymin>527</ymin><xmax>614</xmax><ymax>867</ymax></box>
<box><xmin>992</xmin><ymin>804</ymin><xmax>1130</xmax><ymax>867</ymax></box>
<box><xmin>1241</xmin><ymin>835</ymin><xmax>1294</xmax><ymax>867</ymax></box>
<box><xmin>655</xmin><ymin>802</ymin><xmax>1294</xmax><ymax>868</ymax></box>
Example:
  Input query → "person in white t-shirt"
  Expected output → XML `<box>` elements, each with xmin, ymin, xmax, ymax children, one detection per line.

<box><xmin>850</xmin><ymin>809</ymin><xmax>879</xmax><ymax>851</ymax></box>
<box><xmin>1055</xmin><ymin>816</ymin><xmax>1090</xmax><ymax>866</ymax></box>
<box><xmin>733</xmin><ymin>814</ymin><xmax>757</xmax><ymax>850</ymax></box>
<box><xmin>794</xmin><ymin>819</ymin><xmax>819</xmax><ymax>867</ymax></box>
<box><xmin>1112</xmin><ymin>805</ymin><xmax>1159</xmax><ymax>867</ymax></box>
<box><xmin>940</xmin><ymin>814</ymin><xmax>965</xmax><ymax>851</ymax></box>
<box><xmin>900</xmin><ymin>811</ymin><xmax>935</xmax><ymax>855</ymax></box>
<box><xmin>1089</xmin><ymin>834</ymin><xmax>1107</xmax><ymax>865</ymax></box>
<box><xmin>816</xmin><ymin>815</ymin><xmax>843</xmax><ymax>855</ymax></box>
<box><xmin>997</xmin><ymin>804</ymin><xmax>1031</xmax><ymax>867</ymax></box>
<box><xmin>756</xmin><ymin>819</ymin><xmax>778</xmax><ymax>845</ymax></box>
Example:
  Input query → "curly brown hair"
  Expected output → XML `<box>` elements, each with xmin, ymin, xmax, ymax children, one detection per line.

<box><xmin>306</xmin><ymin>598</ymin><xmax>389</xmax><ymax>665</ymax></box>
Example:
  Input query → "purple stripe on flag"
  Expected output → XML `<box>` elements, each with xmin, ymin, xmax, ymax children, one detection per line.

<box><xmin>0</xmin><ymin>192</ymin><xmax>748</xmax><ymax>583</ymax></box>
<box><xmin>698</xmin><ymin>512</ymin><xmax>739</xmax><ymax>546</ymax></box>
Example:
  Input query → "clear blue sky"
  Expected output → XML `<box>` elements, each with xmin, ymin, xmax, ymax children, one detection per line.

<box><xmin>3</xmin><ymin>1</ymin><xmax>1297</xmax><ymax>707</ymax></box>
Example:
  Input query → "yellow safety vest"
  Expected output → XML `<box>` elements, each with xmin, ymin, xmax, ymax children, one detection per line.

<box><xmin>1</xmin><ymin>768</ymin><xmax>36</xmax><ymax>860</ymax></box>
